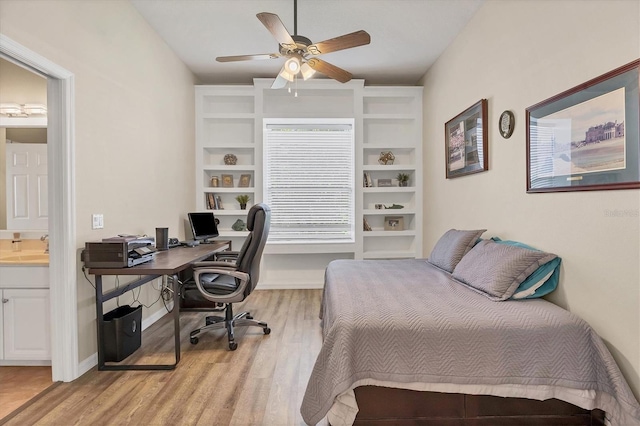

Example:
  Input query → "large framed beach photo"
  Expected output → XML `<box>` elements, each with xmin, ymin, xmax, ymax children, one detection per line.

<box><xmin>526</xmin><ymin>59</ymin><xmax>640</xmax><ymax>192</ymax></box>
<box><xmin>445</xmin><ymin>99</ymin><xmax>488</xmax><ymax>178</ymax></box>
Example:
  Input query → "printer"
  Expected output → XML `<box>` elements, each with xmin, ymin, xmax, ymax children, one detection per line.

<box><xmin>82</xmin><ymin>236</ymin><xmax>157</xmax><ymax>268</ymax></box>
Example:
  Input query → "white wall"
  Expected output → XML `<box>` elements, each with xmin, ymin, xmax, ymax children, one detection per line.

<box><xmin>420</xmin><ymin>0</ymin><xmax>640</xmax><ymax>397</ymax></box>
<box><xmin>0</xmin><ymin>0</ymin><xmax>197</xmax><ymax>362</ymax></box>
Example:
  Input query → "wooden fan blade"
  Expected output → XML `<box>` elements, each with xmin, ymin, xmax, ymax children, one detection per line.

<box><xmin>256</xmin><ymin>12</ymin><xmax>297</xmax><ymax>51</ymax></box>
<box><xmin>307</xmin><ymin>58</ymin><xmax>352</xmax><ymax>83</ymax></box>
<box><xmin>216</xmin><ymin>53</ymin><xmax>281</xmax><ymax>62</ymax></box>
<box><xmin>307</xmin><ymin>30</ymin><xmax>371</xmax><ymax>55</ymax></box>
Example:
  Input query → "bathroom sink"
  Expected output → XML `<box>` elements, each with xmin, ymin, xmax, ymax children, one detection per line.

<box><xmin>0</xmin><ymin>253</ymin><xmax>50</xmax><ymax>263</ymax></box>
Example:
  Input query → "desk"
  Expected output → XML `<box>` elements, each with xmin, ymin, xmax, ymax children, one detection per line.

<box><xmin>88</xmin><ymin>241</ymin><xmax>230</xmax><ymax>371</ymax></box>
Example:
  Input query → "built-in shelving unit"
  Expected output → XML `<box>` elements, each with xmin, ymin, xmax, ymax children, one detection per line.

<box><xmin>360</xmin><ymin>87</ymin><xmax>423</xmax><ymax>259</ymax></box>
<box><xmin>195</xmin><ymin>81</ymin><xmax>423</xmax><ymax>286</ymax></box>
<box><xmin>195</xmin><ymin>86</ymin><xmax>257</xmax><ymax>246</ymax></box>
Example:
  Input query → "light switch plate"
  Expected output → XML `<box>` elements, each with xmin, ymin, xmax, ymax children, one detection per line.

<box><xmin>92</xmin><ymin>214</ymin><xmax>104</xmax><ymax>229</ymax></box>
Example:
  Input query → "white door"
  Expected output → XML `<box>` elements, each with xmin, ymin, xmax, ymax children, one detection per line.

<box><xmin>5</xmin><ymin>143</ymin><xmax>48</xmax><ymax>230</ymax></box>
<box><xmin>3</xmin><ymin>288</ymin><xmax>51</xmax><ymax>360</ymax></box>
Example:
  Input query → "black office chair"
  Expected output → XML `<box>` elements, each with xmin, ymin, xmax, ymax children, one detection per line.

<box><xmin>186</xmin><ymin>203</ymin><xmax>271</xmax><ymax>350</ymax></box>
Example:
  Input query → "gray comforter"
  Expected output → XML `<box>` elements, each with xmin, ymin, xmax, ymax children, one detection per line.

<box><xmin>300</xmin><ymin>259</ymin><xmax>640</xmax><ymax>425</ymax></box>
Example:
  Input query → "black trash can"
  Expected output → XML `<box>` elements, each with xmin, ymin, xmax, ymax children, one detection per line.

<box><xmin>102</xmin><ymin>305</ymin><xmax>142</xmax><ymax>362</ymax></box>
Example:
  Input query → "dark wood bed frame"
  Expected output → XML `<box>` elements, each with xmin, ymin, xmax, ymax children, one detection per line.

<box><xmin>353</xmin><ymin>386</ymin><xmax>605</xmax><ymax>425</ymax></box>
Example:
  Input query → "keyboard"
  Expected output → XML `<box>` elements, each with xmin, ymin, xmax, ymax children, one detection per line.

<box><xmin>180</xmin><ymin>240</ymin><xmax>200</xmax><ymax>247</ymax></box>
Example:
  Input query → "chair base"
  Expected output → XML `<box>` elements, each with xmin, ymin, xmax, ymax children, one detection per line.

<box><xmin>189</xmin><ymin>303</ymin><xmax>270</xmax><ymax>350</ymax></box>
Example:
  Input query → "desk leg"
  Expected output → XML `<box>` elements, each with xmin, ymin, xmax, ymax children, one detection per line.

<box><xmin>172</xmin><ymin>273</ymin><xmax>181</xmax><ymax>365</ymax></box>
<box><xmin>96</xmin><ymin>274</ymin><xmax>180</xmax><ymax>371</ymax></box>
<box><xmin>95</xmin><ymin>275</ymin><xmax>106</xmax><ymax>370</ymax></box>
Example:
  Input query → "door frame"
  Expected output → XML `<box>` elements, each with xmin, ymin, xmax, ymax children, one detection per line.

<box><xmin>0</xmin><ymin>34</ymin><xmax>78</xmax><ymax>381</ymax></box>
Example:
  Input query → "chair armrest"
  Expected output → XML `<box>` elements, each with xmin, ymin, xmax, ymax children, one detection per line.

<box><xmin>192</xmin><ymin>268</ymin><xmax>250</xmax><ymax>303</ymax></box>
<box><xmin>192</xmin><ymin>261</ymin><xmax>237</xmax><ymax>269</ymax></box>
<box><xmin>215</xmin><ymin>251</ymin><xmax>240</xmax><ymax>261</ymax></box>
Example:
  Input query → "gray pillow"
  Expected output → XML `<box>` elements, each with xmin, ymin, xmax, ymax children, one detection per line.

<box><xmin>452</xmin><ymin>240</ymin><xmax>558</xmax><ymax>301</ymax></box>
<box><xmin>427</xmin><ymin>228</ymin><xmax>486</xmax><ymax>272</ymax></box>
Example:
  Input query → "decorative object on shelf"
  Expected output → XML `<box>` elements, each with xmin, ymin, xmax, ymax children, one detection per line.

<box><xmin>374</xmin><ymin>204</ymin><xmax>383</xmax><ymax>209</ymax></box>
<box><xmin>527</xmin><ymin>59</ymin><xmax>640</xmax><ymax>193</ymax></box>
<box><xmin>363</xmin><ymin>172</ymin><xmax>373</xmax><ymax>187</ymax></box>
<box><xmin>445</xmin><ymin>99</ymin><xmax>488</xmax><ymax>178</ymax></box>
<box><xmin>378</xmin><ymin>151</ymin><xmax>395</xmax><ymax>165</ymax></box>
<box><xmin>235</xmin><ymin>194</ymin><xmax>251</xmax><ymax>210</ymax></box>
<box><xmin>232</xmin><ymin>219</ymin><xmax>247</xmax><ymax>231</ymax></box>
<box><xmin>499</xmin><ymin>110</ymin><xmax>515</xmax><ymax>139</ymax></box>
<box><xmin>363</xmin><ymin>218</ymin><xmax>372</xmax><ymax>231</ymax></box>
<box><xmin>384</xmin><ymin>216</ymin><xmax>404</xmax><ymax>231</ymax></box>
<box><xmin>221</xmin><ymin>174</ymin><xmax>234</xmax><ymax>187</ymax></box>
<box><xmin>224</xmin><ymin>153</ymin><xmax>238</xmax><ymax>165</ymax></box>
<box><xmin>377</xmin><ymin>178</ymin><xmax>392</xmax><ymax>187</ymax></box>
<box><xmin>384</xmin><ymin>204</ymin><xmax>404</xmax><ymax>209</ymax></box>
<box><xmin>239</xmin><ymin>174</ymin><xmax>252</xmax><ymax>187</ymax></box>
<box><xmin>210</xmin><ymin>176</ymin><xmax>219</xmax><ymax>187</ymax></box>
<box><xmin>396</xmin><ymin>173</ymin><xmax>409</xmax><ymax>187</ymax></box>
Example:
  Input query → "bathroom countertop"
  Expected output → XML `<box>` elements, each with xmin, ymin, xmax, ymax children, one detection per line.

<box><xmin>0</xmin><ymin>250</ymin><xmax>50</xmax><ymax>265</ymax></box>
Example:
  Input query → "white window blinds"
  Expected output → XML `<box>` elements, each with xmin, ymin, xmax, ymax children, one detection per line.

<box><xmin>263</xmin><ymin>119</ymin><xmax>355</xmax><ymax>243</ymax></box>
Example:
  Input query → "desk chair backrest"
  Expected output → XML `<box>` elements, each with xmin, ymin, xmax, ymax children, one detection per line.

<box><xmin>234</xmin><ymin>203</ymin><xmax>270</xmax><ymax>297</ymax></box>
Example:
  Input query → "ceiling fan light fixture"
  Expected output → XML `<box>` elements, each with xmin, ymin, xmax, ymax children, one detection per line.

<box><xmin>279</xmin><ymin>67</ymin><xmax>295</xmax><ymax>82</ymax></box>
<box><xmin>300</xmin><ymin>62</ymin><xmax>316</xmax><ymax>80</ymax></box>
<box><xmin>284</xmin><ymin>56</ymin><xmax>301</xmax><ymax>74</ymax></box>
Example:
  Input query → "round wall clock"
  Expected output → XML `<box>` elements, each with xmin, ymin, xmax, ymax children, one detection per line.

<box><xmin>499</xmin><ymin>110</ymin><xmax>515</xmax><ymax>139</ymax></box>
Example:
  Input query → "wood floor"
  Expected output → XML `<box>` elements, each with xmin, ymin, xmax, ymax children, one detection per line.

<box><xmin>0</xmin><ymin>366</ymin><xmax>53</xmax><ymax>420</ymax></box>
<box><xmin>1</xmin><ymin>289</ymin><xmax>328</xmax><ymax>426</ymax></box>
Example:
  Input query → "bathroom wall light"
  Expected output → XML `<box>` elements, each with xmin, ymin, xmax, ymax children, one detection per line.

<box><xmin>0</xmin><ymin>103</ymin><xmax>24</xmax><ymax>116</ymax></box>
<box><xmin>23</xmin><ymin>103</ymin><xmax>47</xmax><ymax>115</ymax></box>
<box><xmin>0</xmin><ymin>103</ymin><xmax>47</xmax><ymax>117</ymax></box>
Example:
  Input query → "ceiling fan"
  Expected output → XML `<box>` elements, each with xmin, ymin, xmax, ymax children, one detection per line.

<box><xmin>215</xmin><ymin>0</ymin><xmax>371</xmax><ymax>89</ymax></box>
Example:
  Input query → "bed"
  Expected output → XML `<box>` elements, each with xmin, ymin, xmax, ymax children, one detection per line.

<box><xmin>300</xmin><ymin>231</ymin><xmax>640</xmax><ymax>426</ymax></box>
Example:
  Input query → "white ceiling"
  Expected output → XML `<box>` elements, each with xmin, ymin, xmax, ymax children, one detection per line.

<box><xmin>131</xmin><ymin>0</ymin><xmax>484</xmax><ymax>86</ymax></box>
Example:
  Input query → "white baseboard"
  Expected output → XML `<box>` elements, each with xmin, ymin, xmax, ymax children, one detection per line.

<box><xmin>0</xmin><ymin>360</ymin><xmax>51</xmax><ymax>366</ymax></box>
<box><xmin>77</xmin><ymin>306</ymin><xmax>171</xmax><ymax>377</ymax></box>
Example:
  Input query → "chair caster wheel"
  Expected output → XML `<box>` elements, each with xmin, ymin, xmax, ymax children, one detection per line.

<box><xmin>264</xmin><ymin>327</ymin><xmax>271</xmax><ymax>335</ymax></box>
<box><xmin>190</xmin><ymin>336</ymin><xmax>199</xmax><ymax>345</ymax></box>
<box><xmin>229</xmin><ymin>342</ymin><xmax>238</xmax><ymax>351</ymax></box>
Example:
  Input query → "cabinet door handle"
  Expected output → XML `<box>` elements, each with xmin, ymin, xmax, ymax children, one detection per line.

<box><xmin>2</xmin><ymin>298</ymin><xmax>8</xmax><ymax>303</ymax></box>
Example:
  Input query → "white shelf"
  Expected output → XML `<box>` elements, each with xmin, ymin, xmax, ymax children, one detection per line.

<box><xmin>363</xmin><ymin>230</ymin><xmax>416</xmax><ymax>237</ymax></box>
<box><xmin>363</xmin><ymin>164</ymin><xmax>416</xmax><ymax>171</ymax></box>
<box><xmin>363</xmin><ymin>209</ymin><xmax>415</xmax><ymax>215</ymax></box>
<box><xmin>210</xmin><ymin>209</ymin><xmax>250</xmax><ymax>216</ymax></box>
<box><xmin>363</xmin><ymin>187</ymin><xmax>415</xmax><ymax>193</ymax></box>
<box><xmin>203</xmin><ymin>165</ymin><xmax>256</xmax><ymax>171</ymax></box>
<box><xmin>204</xmin><ymin>188</ymin><xmax>255</xmax><ymax>193</ymax></box>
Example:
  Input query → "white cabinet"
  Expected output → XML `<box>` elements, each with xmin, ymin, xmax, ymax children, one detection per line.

<box><xmin>2</xmin><ymin>288</ymin><xmax>50</xmax><ymax>360</ymax></box>
<box><xmin>0</xmin><ymin>266</ymin><xmax>50</xmax><ymax>362</ymax></box>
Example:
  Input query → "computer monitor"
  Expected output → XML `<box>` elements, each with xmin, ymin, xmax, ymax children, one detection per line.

<box><xmin>188</xmin><ymin>212</ymin><xmax>219</xmax><ymax>242</ymax></box>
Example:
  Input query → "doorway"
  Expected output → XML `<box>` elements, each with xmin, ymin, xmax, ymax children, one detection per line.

<box><xmin>0</xmin><ymin>34</ymin><xmax>78</xmax><ymax>386</ymax></box>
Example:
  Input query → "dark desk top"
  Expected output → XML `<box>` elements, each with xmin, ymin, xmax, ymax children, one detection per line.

<box><xmin>88</xmin><ymin>240</ymin><xmax>230</xmax><ymax>276</ymax></box>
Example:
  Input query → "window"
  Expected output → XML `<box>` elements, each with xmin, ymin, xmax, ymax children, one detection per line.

<box><xmin>263</xmin><ymin>118</ymin><xmax>355</xmax><ymax>243</ymax></box>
